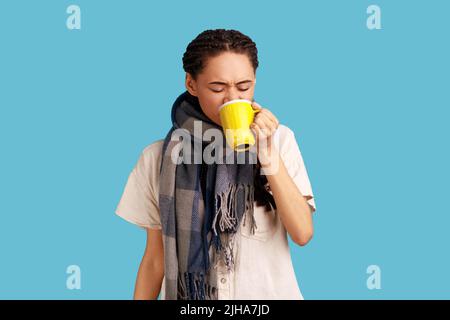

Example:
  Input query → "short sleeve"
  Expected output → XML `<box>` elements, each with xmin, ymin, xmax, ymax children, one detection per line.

<box><xmin>115</xmin><ymin>143</ymin><xmax>163</xmax><ymax>230</ymax></box>
<box><xmin>280</xmin><ymin>126</ymin><xmax>317</xmax><ymax>213</ymax></box>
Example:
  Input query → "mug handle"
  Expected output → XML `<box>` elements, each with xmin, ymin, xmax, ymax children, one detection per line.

<box><xmin>253</xmin><ymin>109</ymin><xmax>261</xmax><ymax>114</ymax></box>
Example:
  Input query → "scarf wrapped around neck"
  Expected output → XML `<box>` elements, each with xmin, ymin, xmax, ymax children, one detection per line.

<box><xmin>158</xmin><ymin>91</ymin><xmax>275</xmax><ymax>300</ymax></box>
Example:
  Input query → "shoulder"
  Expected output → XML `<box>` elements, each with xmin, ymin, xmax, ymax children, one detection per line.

<box><xmin>141</xmin><ymin>139</ymin><xmax>165</xmax><ymax>162</ymax></box>
<box><xmin>274</xmin><ymin>124</ymin><xmax>309</xmax><ymax>175</ymax></box>
<box><xmin>276</xmin><ymin>124</ymin><xmax>295</xmax><ymax>140</ymax></box>
<box><xmin>274</xmin><ymin>124</ymin><xmax>299</xmax><ymax>155</ymax></box>
<box><xmin>133</xmin><ymin>139</ymin><xmax>164</xmax><ymax>185</ymax></box>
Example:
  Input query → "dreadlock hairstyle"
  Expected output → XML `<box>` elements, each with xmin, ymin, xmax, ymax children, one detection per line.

<box><xmin>182</xmin><ymin>29</ymin><xmax>276</xmax><ymax>211</ymax></box>
<box><xmin>182</xmin><ymin>29</ymin><xmax>259</xmax><ymax>79</ymax></box>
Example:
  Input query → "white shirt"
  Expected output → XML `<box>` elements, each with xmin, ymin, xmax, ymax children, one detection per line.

<box><xmin>115</xmin><ymin>124</ymin><xmax>316</xmax><ymax>299</ymax></box>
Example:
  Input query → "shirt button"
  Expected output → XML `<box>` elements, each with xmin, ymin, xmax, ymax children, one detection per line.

<box><xmin>220</xmin><ymin>277</ymin><xmax>227</xmax><ymax>284</ymax></box>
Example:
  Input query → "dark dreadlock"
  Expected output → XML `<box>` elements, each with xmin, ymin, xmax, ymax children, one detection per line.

<box><xmin>182</xmin><ymin>29</ymin><xmax>259</xmax><ymax>79</ymax></box>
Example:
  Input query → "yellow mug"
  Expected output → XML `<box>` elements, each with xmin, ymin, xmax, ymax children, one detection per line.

<box><xmin>218</xmin><ymin>99</ymin><xmax>260</xmax><ymax>152</ymax></box>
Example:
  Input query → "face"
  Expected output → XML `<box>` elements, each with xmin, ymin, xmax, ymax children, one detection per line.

<box><xmin>185</xmin><ymin>51</ymin><xmax>256</xmax><ymax>126</ymax></box>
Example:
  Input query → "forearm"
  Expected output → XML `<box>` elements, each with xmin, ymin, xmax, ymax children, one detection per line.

<box><xmin>133</xmin><ymin>255</ymin><xmax>164</xmax><ymax>300</ymax></box>
<box><xmin>263</xmin><ymin>152</ymin><xmax>313</xmax><ymax>246</ymax></box>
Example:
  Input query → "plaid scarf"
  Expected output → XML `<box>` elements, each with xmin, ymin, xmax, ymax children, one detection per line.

<box><xmin>159</xmin><ymin>91</ymin><xmax>267</xmax><ymax>300</ymax></box>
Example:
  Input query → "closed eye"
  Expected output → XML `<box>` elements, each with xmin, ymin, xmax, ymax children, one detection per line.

<box><xmin>210</xmin><ymin>87</ymin><xmax>250</xmax><ymax>93</ymax></box>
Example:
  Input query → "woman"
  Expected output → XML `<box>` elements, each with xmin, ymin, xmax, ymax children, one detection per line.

<box><xmin>115</xmin><ymin>29</ymin><xmax>316</xmax><ymax>300</ymax></box>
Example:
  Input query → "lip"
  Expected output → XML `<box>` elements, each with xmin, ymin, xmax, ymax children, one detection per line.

<box><xmin>218</xmin><ymin>99</ymin><xmax>253</xmax><ymax>112</ymax></box>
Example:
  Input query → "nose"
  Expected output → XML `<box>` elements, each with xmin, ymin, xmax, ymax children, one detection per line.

<box><xmin>223</xmin><ymin>88</ymin><xmax>243</xmax><ymax>104</ymax></box>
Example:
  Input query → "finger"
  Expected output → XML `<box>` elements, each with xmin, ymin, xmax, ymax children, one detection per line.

<box><xmin>260</xmin><ymin>111</ymin><xmax>279</xmax><ymax>132</ymax></box>
<box><xmin>255</xmin><ymin>112</ymin><xmax>277</xmax><ymax>134</ymax></box>
<box><xmin>252</xmin><ymin>124</ymin><xmax>262</xmax><ymax>151</ymax></box>
<box><xmin>251</xmin><ymin>101</ymin><xmax>263</xmax><ymax>110</ymax></box>
<box><xmin>251</xmin><ymin>122</ymin><xmax>267</xmax><ymax>139</ymax></box>
<box><xmin>254</xmin><ymin>123</ymin><xmax>273</xmax><ymax>138</ymax></box>
<box><xmin>251</xmin><ymin>123</ymin><xmax>261</xmax><ymax>142</ymax></box>
<box><xmin>253</xmin><ymin>116</ymin><xmax>271</xmax><ymax>135</ymax></box>
<box><xmin>253</xmin><ymin>105</ymin><xmax>279</xmax><ymax>129</ymax></box>
<box><xmin>253</xmin><ymin>124</ymin><xmax>272</xmax><ymax>154</ymax></box>
<box><xmin>260</xmin><ymin>109</ymin><xmax>279</xmax><ymax>128</ymax></box>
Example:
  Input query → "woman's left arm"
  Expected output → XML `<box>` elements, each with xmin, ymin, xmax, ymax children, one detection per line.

<box><xmin>251</xmin><ymin>102</ymin><xmax>314</xmax><ymax>246</ymax></box>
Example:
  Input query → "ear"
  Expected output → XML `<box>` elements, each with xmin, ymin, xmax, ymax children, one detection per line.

<box><xmin>185</xmin><ymin>73</ymin><xmax>198</xmax><ymax>97</ymax></box>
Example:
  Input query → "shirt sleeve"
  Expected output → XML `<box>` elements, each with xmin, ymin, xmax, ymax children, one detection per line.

<box><xmin>115</xmin><ymin>147</ymin><xmax>162</xmax><ymax>230</ymax></box>
<box><xmin>280</xmin><ymin>127</ymin><xmax>317</xmax><ymax>213</ymax></box>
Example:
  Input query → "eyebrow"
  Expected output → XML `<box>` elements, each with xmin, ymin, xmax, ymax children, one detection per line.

<box><xmin>208</xmin><ymin>80</ymin><xmax>253</xmax><ymax>86</ymax></box>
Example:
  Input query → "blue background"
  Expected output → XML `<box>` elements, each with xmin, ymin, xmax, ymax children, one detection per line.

<box><xmin>0</xmin><ymin>0</ymin><xmax>449</xmax><ymax>299</ymax></box>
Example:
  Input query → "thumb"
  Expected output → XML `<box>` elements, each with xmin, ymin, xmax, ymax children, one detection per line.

<box><xmin>251</xmin><ymin>101</ymin><xmax>263</xmax><ymax>110</ymax></box>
